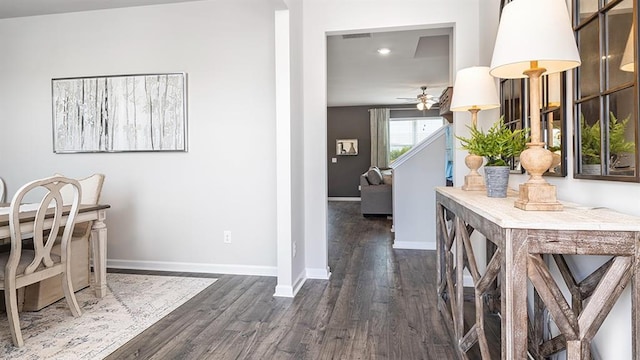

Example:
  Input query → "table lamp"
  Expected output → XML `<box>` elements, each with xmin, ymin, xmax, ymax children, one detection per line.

<box><xmin>490</xmin><ymin>0</ymin><xmax>581</xmax><ymax>211</ymax></box>
<box><xmin>450</xmin><ymin>66</ymin><xmax>500</xmax><ymax>191</ymax></box>
<box><xmin>621</xmin><ymin>24</ymin><xmax>635</xmax><ymax>72</ymax></box>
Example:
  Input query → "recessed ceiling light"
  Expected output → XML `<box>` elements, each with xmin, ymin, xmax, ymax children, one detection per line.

<box><xmin>377</xmin><ymin>48</ymin><xmax>391</xmax><ymax>55</ymax></box>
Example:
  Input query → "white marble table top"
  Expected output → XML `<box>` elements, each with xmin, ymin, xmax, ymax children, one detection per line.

<box><xmin>436</xmin><ymin>187</ymin><xmax>640</xmax><ymax>231</ymax></box>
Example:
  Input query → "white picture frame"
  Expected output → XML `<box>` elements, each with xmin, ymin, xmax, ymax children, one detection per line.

<box><xmin>336</xmin><ymin>139</ymin><xmax>358</xmax><ymax>156</ymax></box>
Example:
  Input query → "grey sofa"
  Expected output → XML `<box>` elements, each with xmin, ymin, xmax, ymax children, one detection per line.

<box><xmin>360</xmin><ymin>167</ymin><xmax>392</xmax><ymax>215</ymax></box>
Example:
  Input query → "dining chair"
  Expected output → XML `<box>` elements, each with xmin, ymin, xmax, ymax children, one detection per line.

<box><xmin>21</xmin><ymin>173</ymin><xmax>105</xmax><ymax>311</ymax></box>
<box><xmin>58</xmin><ymin>173</ymin><xmax>105</xmax><ymax>207</ymax></box>
<box><xmin>0</xmin><ymin>177</ymin><xmax>5</xmax><ymax>203</ymax></box>
<box><xmin>0</xmin><ymin>176</ymin><xmax>83</xmax><ymax>347</ymax></box>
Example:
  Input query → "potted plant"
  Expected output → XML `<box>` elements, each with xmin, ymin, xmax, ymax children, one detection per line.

<box><xmin>457</xmin><ymin>117</ymin><xmax>529</xmax><ymax>197</ymax></box>
<box><xmin>580</xmin><ymin>112</ymin><xmax>635</xmax><ymax>175</ymax></box>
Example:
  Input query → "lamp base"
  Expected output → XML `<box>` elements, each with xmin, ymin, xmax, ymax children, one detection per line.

<box><xmin>462</xmin><ymin>174</ymin><xmax>485</xmax><ymax>191</ymax></box>
<box><xmin>462</xmin><ymin>153</ymin><xmax>485</xmax><ymax>191</ymax></box>
<box><xmin>514</xmin><ymin>182</ymin><xmax>563</xmax><ymax>211</ymax></box>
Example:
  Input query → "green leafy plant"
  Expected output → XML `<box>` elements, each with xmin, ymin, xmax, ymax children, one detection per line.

<box><xmin>580</xmin><ymin>112</ymin><xmax>635</xmax><ymax>167</ymax></box>
<box><xmin>580</xmin><ymin>114</ymin><xmax>601</xmax><ymax>165</ymax></box>
<box><xmin>457</xmin><ymin>117</ymin><xmax>529</xmax><ymax>166</ymax></box>
<box><xmin>390</xmin><ymin>146</ymin><xmax>411</xmax><ymax>162</ymax></box>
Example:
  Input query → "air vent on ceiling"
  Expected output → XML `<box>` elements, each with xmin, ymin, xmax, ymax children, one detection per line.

<box><xmin>414</xmin><ymin>35</ymin><xmax>450</xmax><ymax>59</ymax></box>
<box><xmin>342</xmin><ymin>33</ymin><xmax>371</xmax><ymax>39</ymax></box>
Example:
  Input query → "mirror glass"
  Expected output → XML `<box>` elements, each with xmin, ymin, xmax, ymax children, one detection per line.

<box><xmin>575</xmin><ymin>0</ymin><xmax>637</xmax><ymax>179</ymax></box>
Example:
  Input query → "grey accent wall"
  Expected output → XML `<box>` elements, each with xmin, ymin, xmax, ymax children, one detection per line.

<box><xmin>327</xmin><ymin>106</ymin><xmax>442</xmax><ymax>197</ymax></box>
<box><xmin>327</xmin><ymin>106</ymin><xmax>372</xmax><ymax>197</ymax></box>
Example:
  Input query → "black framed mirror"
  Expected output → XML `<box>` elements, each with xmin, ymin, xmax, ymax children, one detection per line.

<box><xmin>500</xmin><ymin>78</ymin><xmax>525</xmax><ymax>174</ymax></box>
<box><xmin>540</xmin><ymin>72</ymin><xmax>567</xmax><ymax>176</ymax></box>
<box><xmin>499</xmin><ymin>74</ymin><xmax>567</xmax><ymax>176</ymax></box>
<box><xmin>573</xmin><ymin>0</ymin><xmax>638</xmax><ymax>181</ymax></box>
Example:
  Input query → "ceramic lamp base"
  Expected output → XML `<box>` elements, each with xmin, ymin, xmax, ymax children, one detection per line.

<box><xmin>514</xmin><ymin>182</ymin><xmax>563</xmax><ymax>211</ymax></box>
<box><xmin>462</xmin><ymin>154</ymin><xmax>485</xmax><ymax>191</ymax></box>
<box><xmin>462</xmin><ymin>174</ymin><xmax>485</xmax><ymax>191</ymax></box>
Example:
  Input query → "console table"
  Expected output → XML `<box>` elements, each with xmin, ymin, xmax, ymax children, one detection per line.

<box><xmin>435</xmin><ymin>187</ymin><xmax>640</xmax><ymax>359</ymax></box>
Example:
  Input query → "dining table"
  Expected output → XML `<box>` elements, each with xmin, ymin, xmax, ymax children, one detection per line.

<box><xmin>0</xmin><ymin>203</ymin><xmax>111</xmax><ymax>298</ymax></box>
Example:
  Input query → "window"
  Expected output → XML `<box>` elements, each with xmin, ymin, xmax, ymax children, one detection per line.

<box><xmin>389</xmin><ymin>117</ymin><xmax>444</xmax><ymax>162</ymax></box>
<box><xmin>574</xmin><ymin>0</ymin><xmax>638</xmax><ymax>180</ymax></box>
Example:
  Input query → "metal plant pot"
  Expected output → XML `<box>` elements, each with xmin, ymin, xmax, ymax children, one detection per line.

<box><xmin>484</xmin><ymin>166</ymin><xmax>510</xmax><ymax>198</ymax></box>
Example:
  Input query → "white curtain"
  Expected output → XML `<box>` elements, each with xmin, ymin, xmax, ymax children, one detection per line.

<box><xmin>370</xmin><ymin>108</ymin><xmax>390</xmax><ymax>168</ymax></box>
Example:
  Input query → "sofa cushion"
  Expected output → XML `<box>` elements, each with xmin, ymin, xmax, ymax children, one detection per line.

<box><xmin>366</xmin><ymin>167</ymin><xmax>383</xmax><ymax>185</ymax></box>
<box><xmin>381</xmin><ymin>169</ymin><xmax>393</xmax><ymax>185</ymax></box>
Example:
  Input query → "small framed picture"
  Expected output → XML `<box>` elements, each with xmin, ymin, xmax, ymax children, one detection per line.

<box><xmin>336</xmin><ymin>139</ymin><xmax>358</xmax><ymax>155</ymax></box>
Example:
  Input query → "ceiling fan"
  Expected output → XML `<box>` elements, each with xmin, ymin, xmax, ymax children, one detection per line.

<box><xmin>397</xmin><ymin>86</ymin><xmax>439</xmax><ymax>110</ymax></box>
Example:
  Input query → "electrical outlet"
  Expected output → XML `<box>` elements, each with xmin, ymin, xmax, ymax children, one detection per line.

<box><xmin>358</xmin><ymin>185</ymin><xmax>361</xmax><ymax>191</ymax></box>
<box><xmin>223</xmin><ymin>230</ymin><xmax>232</xmax><ymax>243</ymax></box>
<box><xmin>293</xmin><ymin>241</ymin><xmax>297</xmax><ymax>257</ymax></box>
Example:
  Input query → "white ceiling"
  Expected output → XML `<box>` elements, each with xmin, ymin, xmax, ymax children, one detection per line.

<box><xmin>327</xmin><ymin>27</ymin><xmax>452</xmax><ymax>107</ymax></box>
<box><xmin>0</xmin><ymin>0</ymin><xmax>205</xmax><ymax>19</ymax></box>
<box><xmin>0</xmin><ymin>1</ymin><xmax>452</xmax><ymax>108</ymax></box>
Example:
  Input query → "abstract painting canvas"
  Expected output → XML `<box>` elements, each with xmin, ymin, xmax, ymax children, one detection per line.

<box><xmin>52</xmin><ymin>73</ymin><xmax>187</xmax><ymax>153</ymax></box>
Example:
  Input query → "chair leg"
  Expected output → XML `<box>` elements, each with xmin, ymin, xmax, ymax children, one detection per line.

<box><xmin>62</xmin><ymin>271</ymin><xmax>82</xmax><ymax>317</ymax></box>
<box><xmin>4</xmin><ymin>284</ymin><xmax>24</xmax><ymax>347</ymax></box>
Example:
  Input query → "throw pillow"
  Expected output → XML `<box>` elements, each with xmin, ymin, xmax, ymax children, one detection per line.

<box><xmin>366</xmin><ymin>167</ymin><xmax>383</xmax><ymax>185</ymax></box>
<box><xmin>381</xmin><ymin>169</ymin><xmax>393</xmax><ymax>184</ymax></box>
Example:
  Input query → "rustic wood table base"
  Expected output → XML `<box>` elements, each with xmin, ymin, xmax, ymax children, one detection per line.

<box><xmin>436</xmin><ymin>187</ymin><xmax>640</xmax><ymax>360</ymax></box>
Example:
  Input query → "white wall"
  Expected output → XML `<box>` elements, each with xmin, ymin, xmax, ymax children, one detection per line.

<box><xmin>300</xmin><ymin>0</ymin><xmax>481</xmax><ymax>278</ymax></box>
<box><xmin>0</xmin><ymin>0</ymin><xmax>279</xmax><ymax>275</ymax></box>
<box><xmin>287</xmin><ymin>0</ymin><xmax>308</xmax><ymax>285</ymax></box>
<box><xmin>274</xmin><ymin>0</ymin><xmax>307</xmax><ymax>297</ymax></box>
<box><xmin>391</xmin><ymin>127</ymin><xmax>446</xmax><ymax>250</ymax></box>
<box><xmin>275</xmin><ymin>6</ymin><xmax>295</xmax><ymax>297</ymax></box>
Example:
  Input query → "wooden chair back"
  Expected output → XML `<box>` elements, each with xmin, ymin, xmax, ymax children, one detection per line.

<box><xmin>0</xmin><ymin>176</ymin><xmax>83</xmax><ymax>346</ymax></box>
<box><xmin>57</xmin><ymin>173</ymin><xmax>105</xmax><ymax>237</ymax></box>
<box><xmin>0</xmin><ymin>177</ymin><xmax>5</xmax><ymax>203</ymax></box>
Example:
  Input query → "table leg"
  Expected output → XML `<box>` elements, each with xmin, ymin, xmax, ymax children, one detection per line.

<box><xmin>567</xmin><ymin>340</ymin><xmax>590</xmax><ymax>360</ymax></box>
<box><xmin>502</xmin><ymin>230</ymin><xmax>528</xmax><ymax>360</ymax></box>
<box><xmin>634</xmin><ymin>245</ymin><xmax>640</xmax><ymax>359</ymax></box>
<box><xmin>90</xmin><ymin>210</ymin><xmax>108</xmax><ymax>298</ymax></box>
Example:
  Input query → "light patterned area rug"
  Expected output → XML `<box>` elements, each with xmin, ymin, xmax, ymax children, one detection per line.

<box><xmin>0</xmin><ymin>273</ymin><xmax>216</xmax><ymax>359</ymax></box>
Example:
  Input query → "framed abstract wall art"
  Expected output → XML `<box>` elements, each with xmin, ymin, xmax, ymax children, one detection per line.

<box><xmin>336</xmin><ymin>139</ymin><xmax>358</xmax><ymax>155</ymax></box>
<box><xmin>52</xmin><ymin>73</ymin><xmax>187</xmax><ymax>153</ymax></box>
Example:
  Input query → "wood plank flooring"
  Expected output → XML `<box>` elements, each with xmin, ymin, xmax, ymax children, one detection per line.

<box><xmin>106</xmin><ymin>201</ymin><xmax>460</xmax><ymax>359</ymax></box>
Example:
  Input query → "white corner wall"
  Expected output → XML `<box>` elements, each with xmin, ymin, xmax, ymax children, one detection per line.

<box><xmin>0</xmin><ymin>0</ymin><xmax>279</xmax><ymax>275</ymax></box>
<box><xmin>390</xmin><ymin>127</ymin><xmax>447</xmax><ymax>250</ymax></box>
<box><xmin>287</xmin><ymin>0</ymin><xmax>308</xmax><ymax>286</ymax></box>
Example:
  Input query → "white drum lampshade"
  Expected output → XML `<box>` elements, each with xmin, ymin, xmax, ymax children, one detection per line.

<box><xmin>489</xmin><ymin>0</ymin><xmax>581</xmax><ymax>211</ymax></box>
<box><xmin>450</xmin><ymin>66</ymin><xmax>500</xmax><ymax>117</ymax></box>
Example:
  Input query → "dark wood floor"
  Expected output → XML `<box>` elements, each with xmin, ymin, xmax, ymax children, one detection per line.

<box><xmin>106</xmin><ymin>201</ymin><xmax>460</xmax><ymax>360</ymax></box>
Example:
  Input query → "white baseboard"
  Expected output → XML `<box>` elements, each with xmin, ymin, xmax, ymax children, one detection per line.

<box><xmin>274</xmin><ymin>272</ymin><xmax>307</xmax><ymax>297</ymax></box>
<box><xmin>392</xmin><ymin>240</ymin><xmax>436</xmax><ymax>250</ymax></box>
<box><xmin>328</xmin><ymin>197</ymin><xmax>360</xmax><ymax>202</ymax></box>
<box><xmin>107</xmin><ymin>259</ymin><xmax>278</xmax><ymax>277</ymax></box>
<box><xmin>274</xmin><ymin>285</ymin><xmax>294</xmax><ymax>297</ymax></box>
<box><xmin>306</xmin><ymin>267</ymin><xmax>331</xmax><ymax>279</ymax></box>
<box><xmin>292</xmin><ymin>272</ymin><xmax>306</xmax><ymax>294</ymax></box>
